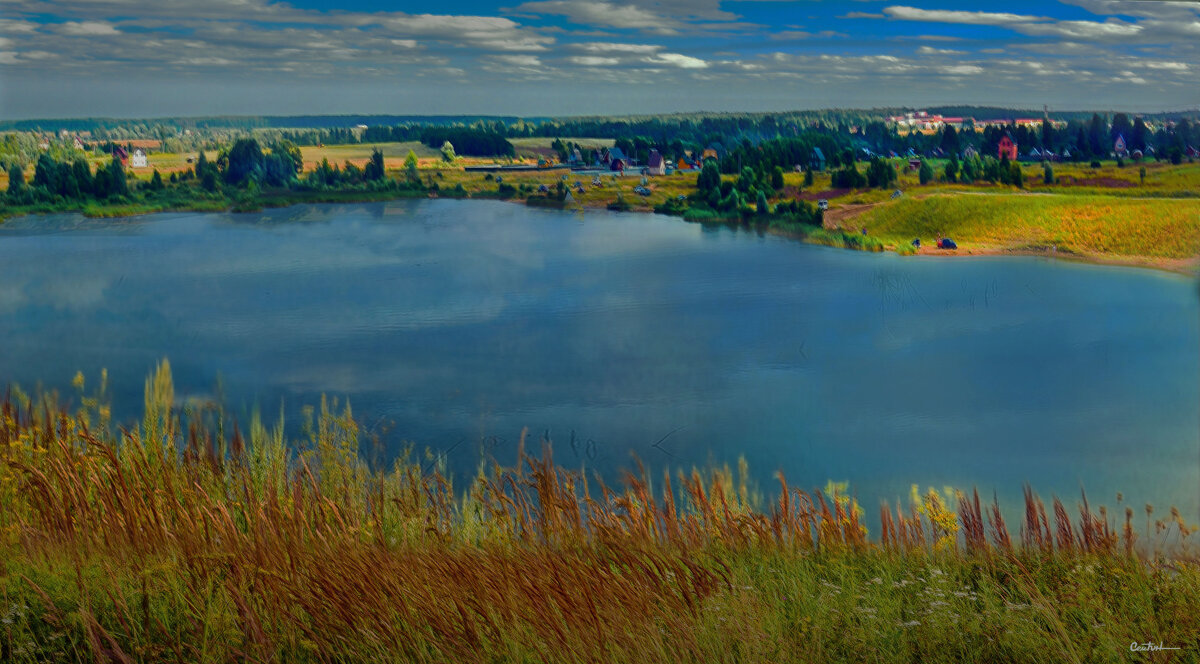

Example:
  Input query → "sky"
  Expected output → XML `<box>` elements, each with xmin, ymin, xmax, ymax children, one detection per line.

<box><xmin>1</xmin><ymin>0</ymin><xmax>1197</xmax><ymax>119</ymax></box>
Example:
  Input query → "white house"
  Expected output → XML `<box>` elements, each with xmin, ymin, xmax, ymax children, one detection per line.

<box><xmin>131</xmin><ymin>148</ymin><xmax>148</xmax><ymax>168</ymax></box>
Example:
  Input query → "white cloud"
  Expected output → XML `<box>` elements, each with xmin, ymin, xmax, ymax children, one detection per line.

<box><xmin>567</xmin><ymin>55</ymin><xmax>619</xmax><ymax>66</ymax></box>
<box><xmin>941</xmin><ymin>64</ymin><xmax>983</xmax><ymax>75</ymax></box>
<box><xmin>883</xmin><ymin>7</ymin><xmax>1045</xmax><ymax>25</ymax></box>
<box><xmin>917</xmin><ymin>46</ymin><xmax>963</xmax><ymax>55</ymax></box>
<box><xmin>1139</xmin><ymin>61</ymin><xmax>1188</xmax><ymax>71</ymax></box>
<box><xmin>575</xmin><ymin>42</ymin><xmax>663</xmax><ymax>54</ymax></box>
<box><xmin>514</xmin><ymin>1</ymin><xmax>677</xmax><ymax>30</ymax></box>
<box><xmin>644</xmin><ymin>52</ymin><xmax>707</xmax><ymax>69</ymax></box>
<box><xmin>58</xmin><ymin>21</ymin><xmax>119</xmax><ymax>36</ymax></box>
<box><xmin>0</xmin><ymin>19</ymin><xmax>39</xmax><ymax>33</ymax></box>
<box><xmin>174</xmin><ymin>56</ymin><xmax>234</xmax><ymax>66</ymax></box>
<box><xmin>1015</xmin><ymin>19</ymin><xmax>1142</xmax><ymax>40</ymax></box>
<box><xmin>492</xmin><ymin>54</ymin><xmax>542</xmax><ymax>67</ymax></box>
<box><xmin>1062</xmin><ymin>0</ymin><xmax>1200</xmax><ymax>21</ymax></box>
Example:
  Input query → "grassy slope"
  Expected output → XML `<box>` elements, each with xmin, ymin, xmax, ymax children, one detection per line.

<box><xmin>1</xmin><ymin>364</ymin><xmax>1197</xmax><ymax>663</ymax></box>
<box><xmin>853</xmin><ymin>194</ymin><xmax>1200</xmax><ymax>259</ymax></box>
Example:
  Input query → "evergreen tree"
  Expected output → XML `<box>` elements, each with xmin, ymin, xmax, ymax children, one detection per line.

<box><xmin>918</xmin><ymin>160</ymin><xmax>933</xmax><ymax>185</ymax></box>
<box><xmin>7</xmin><ymin>165</ymin><xmax>23</xmax><ymax>195</ymax></box>
<box><xmin>404</xmin><ymin>149</ymin><xmax>420</xmax><ymax>184</ymax></box>
<box><xmin>72</xmin><ymin>158</ymin><xmax>93</xmax><ymax>195</ymax></box>
<box><xmin>1043</xmin><ymin>162</ymin><xmax>1054</xmax><ymax>185</ymax></box>
<box><xmin>364</xmin><ymin>148</ymin><xmax>385</xmax><ymax>181</ymax></box>
<box><xmin>696</xmin><ymin>161</ymin><xmax>720</xmax><ymax>192</ymax></box>
<box><xmin>943</xmin><ymin>156</ymin><xmax>959</xmax><ymax>183</ymax></box>
<box><xmin>107</xmin><ymin>156</ymin><xmax>127</xmax><ymax>197</ymax></box>
<box><xmin>1041</xmin><ymin>118</ymin><xmax>1054</xmax><ymax>150</ymax></box>
<box><xmin>33</xmin><ymin>154</ymin><xmax>56</xmax><ymax>190</ymax></box>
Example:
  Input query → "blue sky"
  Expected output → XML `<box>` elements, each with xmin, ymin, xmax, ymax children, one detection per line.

<box><xmin>1</xmin><ymin>0</ymin><xmax>1196</xmax><ymax>119</ymax></box>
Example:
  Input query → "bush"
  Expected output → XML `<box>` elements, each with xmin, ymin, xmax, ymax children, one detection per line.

<box><xmin>607</xmin><ymin>192</ymin><xmax>631</xmax><ymax>211</ymax></box>
<box><xmin>1090</xmin><ymin>160</ymin><xmax>1102</xmax><ymax>169</ymax></box>
<box><xmin>654</xmin><ymin>197</ymin><xmax>688</xmax><ymax>216</ymax></box>
<box><xmin>771</xmin><ymin>166</ymin><xmax>784</xmax><ymax>190</ymax></box>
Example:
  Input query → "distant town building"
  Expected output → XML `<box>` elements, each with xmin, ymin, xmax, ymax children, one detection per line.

<box><xmin>131</xmin><ymin>149</ymin><xmax>148</xmax><ymax>168</ymax></box>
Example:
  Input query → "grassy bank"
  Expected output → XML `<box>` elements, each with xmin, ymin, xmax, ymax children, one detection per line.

<box><xmin>1</xmin><ymin>364</ymin><xmax>1197</xmax><ymax>663</ymax></box>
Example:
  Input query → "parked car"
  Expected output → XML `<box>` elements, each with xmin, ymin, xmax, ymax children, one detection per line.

<box><xmin>937</xmin><ymin>238</ymin><xmax>957</xmax><ymax>249</ymax></box>
<box><xmin>817</xmin><ymin>199</ymin><xmax>829</xmax><ymax>211</ymax></box>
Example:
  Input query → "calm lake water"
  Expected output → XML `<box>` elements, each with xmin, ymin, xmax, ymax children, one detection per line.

<box><xmin>2</xmin><ymin>200</ymin><xmax>1197</xmax><ymax>521</ymax></box>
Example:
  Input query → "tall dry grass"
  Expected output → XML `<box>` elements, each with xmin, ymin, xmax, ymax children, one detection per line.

<box><xmin>1</xmin><ymin>362</ymin><xmax>1197</xmax><ymax>663</ymax></box>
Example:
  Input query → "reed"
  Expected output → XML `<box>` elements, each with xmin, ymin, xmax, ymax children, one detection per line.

<box><xmin>1</xmin><ymin>364</ymin><xmax>1197</xmax><ymax>663</ymax></box>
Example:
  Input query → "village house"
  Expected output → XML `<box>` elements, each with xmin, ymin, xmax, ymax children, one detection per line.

<box><xmin>1113</xmin><ymin>134</ymin><xmax>1128</xmax><ymax>158</ymax></box>
<box><xmin>131</xmin><ymin>148</ymin><xmax>148</xmax><ymax>168</ymax></box>
<box><xmin>998</xmin><ymin>133</ymin><xmax>1018</xmax><ymax>161</ymax></box>
<box><xmin>645</xmin><ymin>150</ymin><xmax>665</xmax><ymax>176</ymax></box>
<box><xmin>606</xmin><ymin>146</ymin><xmax>629</xmax><ymax>172</ymax></box>
<box><xmin>810</xmin><ymin>147</ymin><xmax>826</xmax><ymax>171</ymax></box>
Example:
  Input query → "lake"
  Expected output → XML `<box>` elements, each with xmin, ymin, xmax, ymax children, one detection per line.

<box><xmin>2</xmin><ymin>200</ymin><xmax>1197</xmax><ymax>522</ymax></box>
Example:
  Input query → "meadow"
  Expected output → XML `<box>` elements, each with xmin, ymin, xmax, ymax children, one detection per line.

<box><xmin>1</xmin><ymin>364</ymin><xmax>1197</xmax><ymax>663</ymax></box>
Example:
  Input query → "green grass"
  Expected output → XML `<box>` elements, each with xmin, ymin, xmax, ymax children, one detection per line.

<box><xmin>1</xmin><ymin>364</ymin><xmax>1196</xmax><ymax>663</ymax></box>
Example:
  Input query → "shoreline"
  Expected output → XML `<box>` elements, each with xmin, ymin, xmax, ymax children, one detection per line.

<box><xmin>3</xmin><ymin>189</ymin><xmax>1198</xmax><ymax>276</ymax></box>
